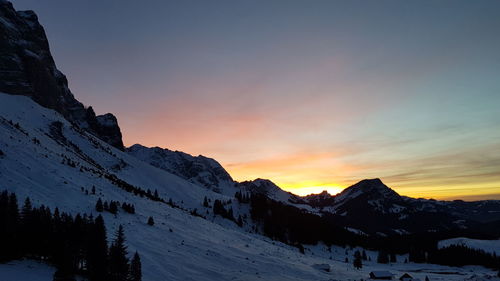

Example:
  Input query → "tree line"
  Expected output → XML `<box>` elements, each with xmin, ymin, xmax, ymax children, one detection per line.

<box><xmin>248</xmin><ymin>193</ymin><xmax>356</xmax><ymax>246</ymax></box>
<box><xmin>428</xmin><ymin>244</ymin><xmax>500</xmax><ymax>269</ymax></box>
<box><xmin>95</xmin><ymin>198</ymin><xmax>135</xmax><ymax>215</ymax></box>
<box><xmin>0</xmin><ymin>190</ymin><xmax>142</xmax><ymax>281</ymax></box>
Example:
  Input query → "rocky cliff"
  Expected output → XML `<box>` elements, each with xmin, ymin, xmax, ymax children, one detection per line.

<box><xmin>0</xmin><ymin>0</ymin><xmax>124</xmax><ymax>149</ymax></box>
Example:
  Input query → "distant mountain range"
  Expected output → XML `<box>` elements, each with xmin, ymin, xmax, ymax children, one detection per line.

<box><xmin>302</xmin><ymin>178</ymin><xmax>500</xmax><ymax>235</ymax></box>
<box><xmin>129</xmin><ymin>144</ymin><xmax>500</xmax><ymax>236</ymax></box>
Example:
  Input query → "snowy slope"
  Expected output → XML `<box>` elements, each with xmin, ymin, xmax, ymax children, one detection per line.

<box><xmin>0</xmin><ymin>260</ymin><xmax>56</xmax><ymax>281</ymax></box>
<box><xmin>0</xmin><ymin>93</ymin><xmax>230</xmax><ymax>212</ymax></box>
<box><xmin>439</xmin><ymin>237</ymin><xmax>500</xmax><ymax>255</ymax></box>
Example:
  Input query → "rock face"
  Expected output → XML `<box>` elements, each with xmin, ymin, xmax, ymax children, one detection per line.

<box><xmin>0</xmin><ymin>1</ymin><xmax>123</xmax><ymax>149</ymax></box>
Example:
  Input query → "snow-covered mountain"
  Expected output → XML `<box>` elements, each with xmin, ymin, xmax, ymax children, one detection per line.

<box><xmin>303</xmin><ymin>179</ymin><xmax>500</xmax><ymax>235</ymax></box>
<box><xmin>1</xmin><ymin>1</ymin><xmax>500</xmax><ymax>280</ymax></box>
<box><xmin>127</xmin><ymin>144</ymin><xmax>235</xmax><ymax>194</ymax></box>
<box><xmin>238</xmin><ymin>178</ymin><xmax>304</xmax><ymax>204</ymax></box>
<box><xmin>127</xmin><ymin>144</ymin><xmax>310</xmax><ymax>208</ymax></box>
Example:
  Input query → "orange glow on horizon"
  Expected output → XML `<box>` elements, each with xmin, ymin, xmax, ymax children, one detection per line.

<box><xmin>223</xmin><ymin>159</ymin><xmax>500</xmax><ymax>201</ymax></box>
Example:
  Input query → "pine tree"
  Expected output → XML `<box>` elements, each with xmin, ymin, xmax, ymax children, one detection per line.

<box><xmin>53</xmin><ymin>269</ymin><xmax>76</xmax><ymax>281</ymax></box>
<box><xmin>377</xmin><ymin>250</ymin><xmax>389</xmax><ymax>264</ymax></box>
<box><xmin>129</xmin><ymin>252</ymin><xmax>142</xmax><ymax>281</ymax></box>
<box><xmin>6</xmin><ymin>193</ymin><xmax>19</xmax><ymax>259</ymax></box>
<box><xmin>21</xmin><ymin>197</ymin><xmax>34</xmax><ymax>254</ymax></box>
<box><xmin>213</xmin><ymin>200</ymin><xmax>222</xmax><ymax>215</ymax></box>
<box><xmin>362</xmin><ymin>250</ymin><xmax>367</xmax><ymax>261</ymax></box>
<box><xmin>108</xmin><ymin>225</ymin><xmax>129</xmax><ymax>281</ymax></box>
<box><xmin>425</xmin><ymin>276</ymin><xmax>430</xmax><ymax>281</ymax></box>
<box><xmin>95</xmin><ymin>198</ymin><xmax>104</xmax><ymax>212</ymax></box>
<box><xmin>153</xmin><ymin>190</ymin><xmax>159</xmax><ymax>200</ymax></box>
<box><xmin>91</xmin><ymin>186</ymin><xmax>96</xmax><ymax>195</ymax></box>
<box><xmin>353</xmin><ymin>250</ymin><xmax>362</xmax><ymax>269</ymax></box>
<box><xmin>22</xmin><ymin>197</ymin><xmax>32</xmax><ymax>218</ymax></box>
<box><xmin>297</xmin><ymin>244</ymin><xmax>305</xmax><ymax>254</ymax></box>
<box><xmin>227</xmin><ymin>207</ymin><xmax>234</xmax><ymax>220</ymax></box>
<box><xmin>390</xmin><ymin>252</ymin><xmax>397</xmax><ymax>263</ymax></box>
<box><xmin>147</xmin><ymin>216</ymin><xmax>154</xmax><ymax>226</ymax></box>
<box><xmin>0</xmin><ymin>192</ymin><xmax>11</xmax><ymax>261</ymax></box>
<box><xmin>87</xmin><ymin>215</ymin><xmax>108</xmax><ymax>281</ymax></box>
<box><xmin>409</xmin><ymin>247</ymin><xmax>426</xmax><ymax>263</ymax></box>
<box><xmin>109</xmin><ymin>202</ymin><xmax>118</xmax><ymax>215</ymax></box>
<box><xmin>203</xmin><ymin>197</ymin><xmax>209</xmax><ymax>208</ymax></box>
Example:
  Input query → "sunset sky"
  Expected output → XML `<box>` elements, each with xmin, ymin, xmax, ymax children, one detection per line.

<box><xmin>14</xmin><ymin>0</ymin><xmax>500</xmax><ymax>200</ymax></box>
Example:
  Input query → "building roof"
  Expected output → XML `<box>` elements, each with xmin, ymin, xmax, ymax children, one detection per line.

<box><xmin>400</xmin><ymin>273</ymin><xmax>413</xmax><ymax>279</ymax></box>
<box><xmin>370</xmin><ymin>271</ymin><xmax>393</xmax><ymax>278</ymax></box>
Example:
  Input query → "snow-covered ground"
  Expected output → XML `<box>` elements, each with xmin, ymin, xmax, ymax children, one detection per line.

<box><xmin>0</xmin><ymin>260</ymin><xmax>87</xmax><ymax>281</ymax></box>
<box><xmin>0</xmin><ymin>260</ymin><xmax>55</xmax><ymax>281</ymax></box>
<box><xmin>439</xmin><ymin>237</ymin><xmax>500</xmax><ymax>255</ymax></box>
<box><xmin>0</xmin><ymin>260</ymin><xmax>88</xmax><ymax>281</ymax></box>
<box><xmin>1</xmin><ymin>93</ymin><xmax>499</xmax><ymax>281</ymax></box>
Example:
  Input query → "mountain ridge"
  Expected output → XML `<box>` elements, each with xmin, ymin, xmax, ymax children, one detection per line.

<box><xmin>126</xmin><ymin>143</ymin><xmax>235</xmax><ymax>193</ymax></box>
<box><xmin>128</xmin><ymin>142</ymin><xmax>500</xmax><ymax>235</ymax></box>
